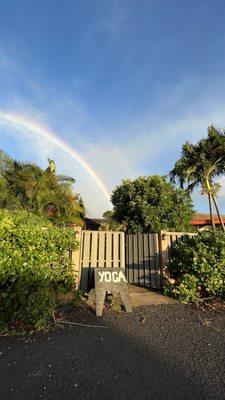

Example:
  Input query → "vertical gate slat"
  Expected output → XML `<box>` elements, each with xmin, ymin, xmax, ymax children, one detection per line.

<box><xmin>98</xmin><ymin>232</ymin><xmax>105</xmax><ymax>268</ymax></box>
<box><xmin>125</xmin><ymin>235</ymin><xmax>129</xmax><ymax>281</ymax></box>
<box><xmin>133</xmin><ymin>235</ymin><xmax>139</xmax><ymax>284</ymax></box>
<box><xmin>120</xmin><ymin>233</ymin><xmax>125</xmax><ymax>269</ymax></box>
<box><xmin>106</xmin><ymin>231</ymin><xmax>112</xmax><ymax>267</ymax></box>
<box><xmin>82</xmin><ymin>231</ymin><xmax>91</xmax><ymax>267</ymax></box>
<box><xmin>171</xmin><ymin>235</ymin><xmax>175</xmax><ymax>247</ymax></box>
<box><xmin>149</xmin><ymin>234</ymin><xmax>157</xmax><ymax>288</ymax></box>
<box><xmin>138</xmin><ymin>235</ymin><xmax>144</xmax><ymax>285</ymax></box>
<box><xmin>125</xmin><ymin>235</ymin><xmax>128</xmax><ymax>277</ymax></box>
<box><xmin>131</xmin><ymin>235</ymin><xmax>135</xmax><ymax>283</ymax></box>
<box><xmin>113</xmin><ymin>232</ymin><xmax>119</xmax><ymax>268</ymax></box>
<box><xmin>81</xmin><ymin>231</ymin><xmax>90</xmax><ymax>291</ymax></box>
<box><xmin>128</xmin><ymin>235</ymin><xmax>133</xmax><ymax>283</ymax></box>
<box><xmin>170</xmin><ymin>235</ymin><xmax>175</xmax><ymax>248</ymax></box>
<box><xmin>154</xmin><ymin>233</ymin><xmax>161</xmax><ymax>289</ymax></box>
<box><xmin>143</xmin><ymin>234</ymin><xmax>150</xmax><ymax>287</ymax></box>
<box><xmin>148</xmin><ymin>234</ymin><xmax>153</xmax><ymax>287</ymax></box>
<box><xmin>153</xmin><ymin>233</ymin><xmax>158</xmax><ymax>288</ymax></box>
<box><xmin>90</xmin><ymin>232</ymin><xmax>98</xmax><ymax>268</ymax></box>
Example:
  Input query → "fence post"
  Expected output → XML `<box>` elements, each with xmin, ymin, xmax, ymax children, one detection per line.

<box><xmin>158</xmin><ymin>231</ymin><xmax>170</xmax><ymax>289</ymax></box>
<box><xmin>71</xmin><ymin>226</ymin><xmax>82</xmax><ymax>289</ymax></box>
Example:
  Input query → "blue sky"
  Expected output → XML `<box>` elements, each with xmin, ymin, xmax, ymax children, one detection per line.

<box><xmin>1</xmin><ymin>0</ymin><xmax>225</xmax><ymax>216</ymax></box>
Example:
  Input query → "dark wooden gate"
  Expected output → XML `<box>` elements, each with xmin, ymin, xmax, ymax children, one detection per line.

<box><xmin>125</xmin><ymin>233</ymin><xmax>162</xmax><ymax>290</ymax></box>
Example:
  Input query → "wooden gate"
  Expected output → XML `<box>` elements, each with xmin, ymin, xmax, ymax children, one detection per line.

<box><xmin>78</xmin><ymin>230</ymin><xmax>195</xmax><ymax>292</ymax></box>
<box><xmin>126</xmin><ymin>233</ymin><xmax>162</xmax><ymax>290</ymax></box>
<box><xmin>125</xmin><ymin>231</ymin><xmax>196</xmax><ymax>290</ymax></box>
<box><xmin>79</xmin><ymin>230</ymin><xmax>125</xmax><ymax>292</ymax></box>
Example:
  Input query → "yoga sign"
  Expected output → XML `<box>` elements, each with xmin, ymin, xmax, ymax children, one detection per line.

<box><xmin>97</xmin><ymin>270</ymin><xmax>127</xmax><ymax>283</ymax></box>
<box><xmin>94</xmin><ymin>268</ymin><xmax>132</xmax><ymax>316</ymax></box>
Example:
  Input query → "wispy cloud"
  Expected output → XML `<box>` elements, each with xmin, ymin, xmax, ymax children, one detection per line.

<box><xmin>0</xmin><ymin>47</ymin><xmax>43</xmax><ymax>98</ymax></box>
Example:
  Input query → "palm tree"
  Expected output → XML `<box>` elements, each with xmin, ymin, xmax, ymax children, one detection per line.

<box><xmin>0</xmin><ymin>149</ymin><xmax>13</xmax><ymax>175</ymax></box>
<box><xmin>0</xmin><ymin>150</ymin><xmax>21</xmax><ymax>210</ymax></box>
<box><xmin>170</xmin><ymin>126</ymin><xmax>225</xmax><ymax>231</ymax></box>
<box><xmin>0</xmin><ymin>151</ymin><xmax>85</xmax><ymax>226</ymax></box>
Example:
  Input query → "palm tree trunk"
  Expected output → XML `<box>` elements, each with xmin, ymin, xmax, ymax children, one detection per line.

<box><xmin>208</xmin><ymin>192</ymin><xmax>215</xmax><ymax>230</ymax></box>
<box><xmin>212</xmin><ymin>195</ymin><xmax>225</xmax><ymax>232</ymax></box>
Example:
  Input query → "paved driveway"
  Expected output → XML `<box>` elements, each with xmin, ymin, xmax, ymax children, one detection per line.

<box><xmin>0</xmin><ymin>303</ymin><xmax>224</xmax><ymax>400</ymax></box>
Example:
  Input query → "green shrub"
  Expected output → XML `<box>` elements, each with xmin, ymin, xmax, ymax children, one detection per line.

<box><xmin>164</xmin><ymin>274</ymin><xmax>200</xmax><ymax>304</ymax></box>
<box><xmin>166</xmin><ymin>230</ymin><xmax>225</xmax><ymax>303</ymax></box>
<box><xmin>0</xmin><ymin>209</ymin><xmax>78</xmax><ymax>331</ymax></box>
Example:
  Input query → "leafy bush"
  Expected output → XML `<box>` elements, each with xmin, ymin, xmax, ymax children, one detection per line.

<box><xmin>0</xmin><ymin>210</ymin><xmax>78</xmax><ymax>331</ymax></box>
<box><xmin>166</xmin><ymin>230</ymin><xmax>225</xmax><ymax>303</ymax></box>
<box><xmin>111</xmin><ymin>175</ymin><xmax>194</xmax><ymax>233</ymax></box>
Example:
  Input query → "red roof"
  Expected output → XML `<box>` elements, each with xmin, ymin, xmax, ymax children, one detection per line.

<box><xmin>190</xmin><ymin>213</ymin><xmax>225</xmax><ymax>226</ymax></box>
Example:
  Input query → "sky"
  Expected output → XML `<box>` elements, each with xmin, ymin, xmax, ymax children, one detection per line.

<box><xmin>1</xmin><ymin>0</ymin><xmax>225</xmax><ymax>216</ymax></box>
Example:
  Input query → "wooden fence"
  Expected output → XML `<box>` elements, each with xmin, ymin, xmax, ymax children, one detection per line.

<box><xmin>79</xmin><ymin>230</ymin><xmax>125</xmax><ymax>292</ymax></box>
<box><xmin>73</xmin><ymin>229</ymin><xmax>196</xmax><ymax>292</ymax></box>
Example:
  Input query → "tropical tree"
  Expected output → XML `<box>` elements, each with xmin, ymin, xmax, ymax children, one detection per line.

<box><xmin>0</xmin><ymin>150</ymin><xmax>85</xmax><ymax>226</ymax></box>
<box><xmin>111</xmin><ymin>175</ymin><xmax>194</xmax><ymax>233</ymax></box>
<box><xmin>0</xmin><ymin>150</ymin><xmax>20</xmax><ymax>210</ymax></box>
<box><xmin>170</xmin><ymin>125</ymin><xmax>225</xmax><ymax>231</ymax></box>
<box><xmin>0</xmin><ymin>149</ymin><xmax>13</xmax><ymax>175</ymax></box>
<box><xmin>99</xmin><ymin>210</ymin><xmax>126</xmax><ymax>231</ymax></box>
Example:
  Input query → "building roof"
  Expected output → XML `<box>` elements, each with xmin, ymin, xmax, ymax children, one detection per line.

<box><xmin>84</xmin><ymin>218</ymin><xmax>105</xmax><ymax>230</ymax></box>
<box><xmin>190</xmin><ymin>212</ymin><xmax>225</xmax><ymax>226</ymax></box>
<box><xmin>85</xmin><ymin>214</ymin><xmax>225</xmax><ymax>230</ymax></box>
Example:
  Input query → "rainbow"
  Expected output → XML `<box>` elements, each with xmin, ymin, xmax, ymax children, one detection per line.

<box><xmin>0</xmin><ymin>111</ymin><xmax>111</xmax><ymax>202</ymax></box>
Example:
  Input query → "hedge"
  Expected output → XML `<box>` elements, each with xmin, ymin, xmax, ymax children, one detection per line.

<box><xmin>165</xmin><ymin>230</ymin><xmax>225</xmax><ymax>303</ymax></box>
<box><xmin>0</xmin><ymin>210</ymin><xmax>78</xmax><ymax>331</ymax></box>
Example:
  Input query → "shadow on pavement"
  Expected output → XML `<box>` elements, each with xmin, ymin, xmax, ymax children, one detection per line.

<box><xmin>0</xmin><ymin>304</ymin><xmax>224</xmax><ymax>400</ymax></box>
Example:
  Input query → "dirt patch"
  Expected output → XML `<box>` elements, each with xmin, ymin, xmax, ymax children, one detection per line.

<box><xmin>191</xmin><ymin>298</ymin><xmax>225</xmax><ymax>335</ymax></box>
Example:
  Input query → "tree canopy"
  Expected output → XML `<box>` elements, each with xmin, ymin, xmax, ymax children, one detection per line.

<box><xmin>111</xmin><ymin>175</ymin><xmax>194</xmax><ymax>233</ymax></box>
<box><xmin>170</xmin><ymin>125</ymin><xmax>225</xmax><ymax>230</ymax></box>
<box><xmin>0</xmin><ymin>150</ymin><xmax>85</xmax><ymax>226</ymax></box>
<box><xmin>99</xmin><ymin>210</ymin><xmax>126</xmax><ymax>231</ymax></box>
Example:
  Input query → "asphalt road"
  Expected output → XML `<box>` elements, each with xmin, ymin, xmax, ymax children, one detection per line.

<box><xmin>0</xmin><ymin>303</ymin><xmax>225</xmax><ymax>400</ymax></box>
